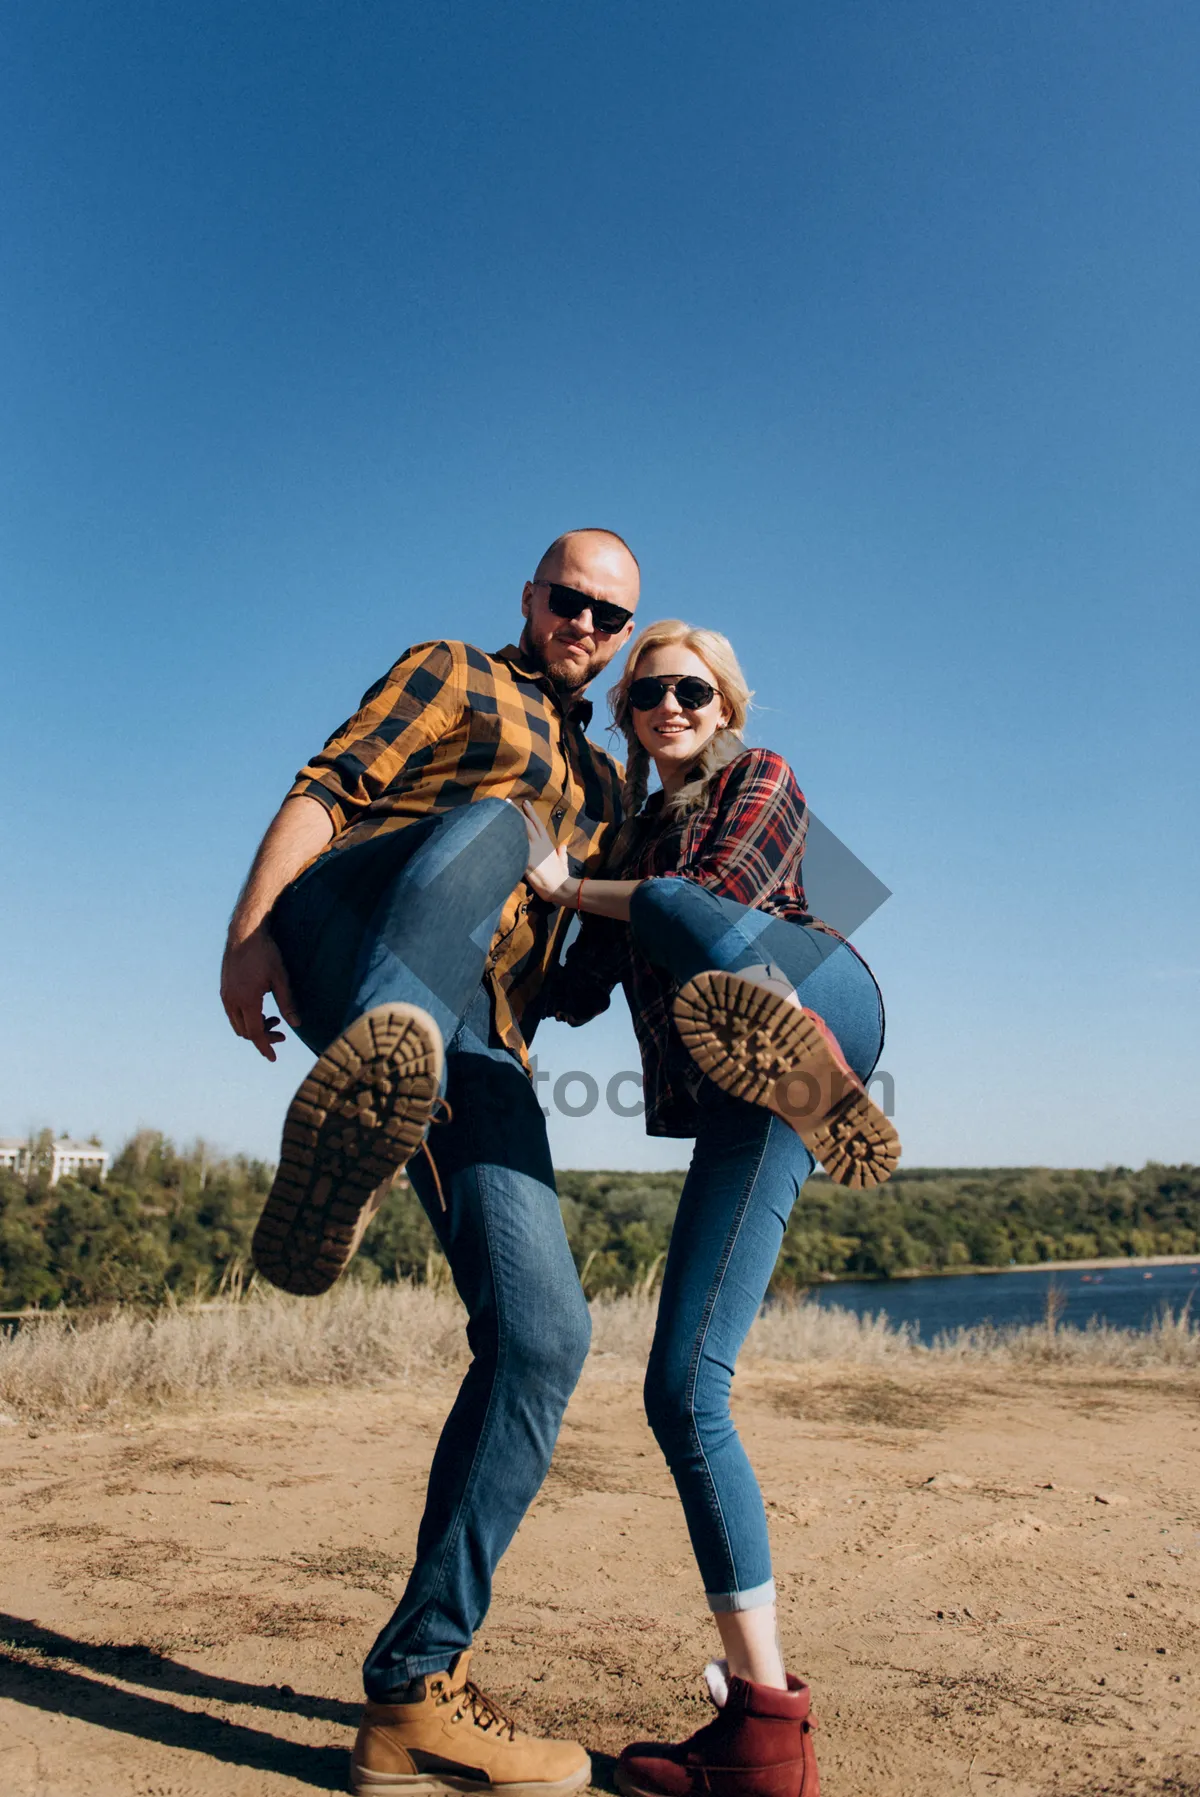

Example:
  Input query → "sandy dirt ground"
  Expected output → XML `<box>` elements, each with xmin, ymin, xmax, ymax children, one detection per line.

<box><xmin>1</xmin><ymin>1358</ymin><xmax>1198</xmax><ymax>1797</ymax></box>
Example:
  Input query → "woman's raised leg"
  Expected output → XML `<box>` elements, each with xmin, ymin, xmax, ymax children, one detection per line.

<box><xmin>630</xmin><ymin>876</ymin><xmax>896</xmax><ymax>1185</ymax></box>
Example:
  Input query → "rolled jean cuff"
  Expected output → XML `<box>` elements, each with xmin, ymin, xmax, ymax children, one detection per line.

<box><xmin>706</xmin><ymin>1577</ymin><xmax>776</xmax><ymax>1614</ymax></box>
<box><xmin>367</xmin><ymin>1647</ymin><xmax>464</xmax><ymax>1696</ymax></box>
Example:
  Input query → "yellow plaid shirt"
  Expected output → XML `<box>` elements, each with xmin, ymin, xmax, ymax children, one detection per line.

<box><xmin>286</xmin><ymin>639</ymin><xmax>624</xmax><ymax>1065</ymax></box>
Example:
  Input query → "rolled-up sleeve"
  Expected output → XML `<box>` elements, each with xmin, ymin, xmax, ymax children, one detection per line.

<box><xmin>286</xmin><ymin>640</ymin><xmax>466</xmax><ymax>835</ymax></box>
<box><xmin>675</xmin><ymin>748</ymin><xmax>808</xmax><ymax>905</ymax></box>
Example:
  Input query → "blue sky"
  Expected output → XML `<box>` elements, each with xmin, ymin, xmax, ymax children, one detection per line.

<box><xmin>3</xmin><ymin>2</ymin><xmax>1197</xmax><ymax>1172</ymax></box>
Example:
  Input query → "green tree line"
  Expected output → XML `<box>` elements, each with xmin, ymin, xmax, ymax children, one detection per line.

<box><xmin>1</xmin><ymin>1129</ymin><xmax>1197</xmax><ymax>1310</ymax></box>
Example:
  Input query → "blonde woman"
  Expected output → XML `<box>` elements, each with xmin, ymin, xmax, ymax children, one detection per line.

<box><xmin>520</xmin><ymin>621</ymin><xmax>899</xmax><ymax>1797</ymax></box>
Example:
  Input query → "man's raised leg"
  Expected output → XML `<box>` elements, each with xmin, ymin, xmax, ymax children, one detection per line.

<box><xmin>254</xmin><ymin>798</ymin><xmax>529</xmax><ymax>1294</ymax></box>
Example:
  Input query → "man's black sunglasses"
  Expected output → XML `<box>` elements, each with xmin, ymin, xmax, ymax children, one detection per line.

<box><xmin>628</xmin><ymin>675</ymin><xmax>718</xmax><ymax>712</ymax></box>
<box><xmin>538</xmin><ymin>581</ymin><xmax>634</xmax><ymax>637</ymax></box>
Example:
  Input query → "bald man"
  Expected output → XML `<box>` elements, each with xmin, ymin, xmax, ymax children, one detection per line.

<box><xmin>220</xmin><ymin>530</ymin><xmax>638</xmax><ymax>1793</ymax></box>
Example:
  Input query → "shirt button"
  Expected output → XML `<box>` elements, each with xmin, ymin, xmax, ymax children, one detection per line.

<box><xmin>551</xmin><ymin>806</ymin><xmax>566</xmax><ymax>825</ymax></box>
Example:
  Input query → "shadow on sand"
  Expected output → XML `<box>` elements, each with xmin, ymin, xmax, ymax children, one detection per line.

<box><xmin>1</xmin><ymin>1615</ymin><xmax>621</xmax><ymax>1791</ymax></box>
<box><xmin>0</xmin><ymin>1613</ymin><xmax>352</xmax><ymax>1789</ymax></box>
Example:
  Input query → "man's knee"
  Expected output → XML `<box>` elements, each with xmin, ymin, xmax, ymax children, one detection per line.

<box><xmin>463</xmin><ymin>1257</ymin><xmax>591</xmax><ymax>1394</ymax></box>
<box><xmin>507</xmin><ymin>1282</ymin><xmax>591</xmax><ymax>1396</ymax></box>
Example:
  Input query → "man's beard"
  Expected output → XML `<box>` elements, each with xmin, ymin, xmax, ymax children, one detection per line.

<box><xmin>522</xmin><ymin>625</ymin><xmax>597</xmax><ymax>693</ymax></box>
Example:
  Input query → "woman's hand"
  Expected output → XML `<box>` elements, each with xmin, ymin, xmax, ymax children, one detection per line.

<box><xmin>518</xmin><ymin>800</ymin><xmax>577</xmax><ymax>907</ymax></box>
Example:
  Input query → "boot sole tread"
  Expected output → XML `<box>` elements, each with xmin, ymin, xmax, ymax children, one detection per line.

<box><xmin>252</xmin><ymin>1003</ymin><xmax>443</xmax><ymax>1296</ymax></box>
<box><xmin>674</xmin><ymin>970</ymin><xmax>901</xmax><ymax>1189</ymax></box>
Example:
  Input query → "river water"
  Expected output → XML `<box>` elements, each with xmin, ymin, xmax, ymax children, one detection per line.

<box><xmin>806</xmin><ymin>1260</ymin><xmax>1200</xmax><ymax>1345</ymax></box>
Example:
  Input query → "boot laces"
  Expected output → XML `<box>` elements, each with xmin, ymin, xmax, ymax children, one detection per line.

<box><xmin>445</xmin><ymin>1678</ymin><xmax>517</xmax><ymax>1739</ymax></box>
<box><xmin>414</xmin><ymin>1097</ymin><xmax>454</xmax><ymax>1210</ymax></box>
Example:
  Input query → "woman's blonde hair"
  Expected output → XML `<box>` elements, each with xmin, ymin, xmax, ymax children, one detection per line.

<box><xmin>607</xmin><ymin>621</ymin><xmax>754</xmax><ymax>856</ymax></box>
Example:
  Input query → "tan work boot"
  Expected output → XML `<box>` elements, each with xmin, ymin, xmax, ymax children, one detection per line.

<box><xmin>350</xmin><ymin>1651</ymin><xmax>591</xmax><ymax>1795</ymax></box>
<box><xmin>253</xmin><ymin>1001</ymin><xmax>443</xmax><ymax>1297</ymax></box>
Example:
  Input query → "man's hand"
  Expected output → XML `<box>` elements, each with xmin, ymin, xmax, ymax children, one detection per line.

<box><xmin>220</xmin><ymin>924</ymin><xmax>300</xmax><ymax>1062</ymax></box>
<box><xmin>220</xmin><ymin>794</ymin><xmax>333</xmax><ymax>1060</ymax></box>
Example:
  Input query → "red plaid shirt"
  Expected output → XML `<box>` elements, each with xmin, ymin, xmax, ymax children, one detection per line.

<box><xmin>548</xmin><ymin>747</ymin><xmax>860</xmax><ymax>1135</ymax></box>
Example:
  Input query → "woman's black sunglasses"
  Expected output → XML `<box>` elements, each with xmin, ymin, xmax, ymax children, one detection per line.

<box><xmin>539</xmin><ymin>581</ymin><xmax>634</xmax><ymax>637</ymax></box>
<box><xmin>628</xmin><ymin>675</ymin><xmax>718</xmax><ymax>712</ymax></box>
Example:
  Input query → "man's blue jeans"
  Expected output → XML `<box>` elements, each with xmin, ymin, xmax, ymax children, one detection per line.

<box><xmin>628</xmin><ymin>876</ymin><xmax>885</xmax><ymax>1610</ymax></box>
<box><xmin>270</xmin><ymin>799</ymin><xmax>591</xmax><ymax>1696</ymax></box>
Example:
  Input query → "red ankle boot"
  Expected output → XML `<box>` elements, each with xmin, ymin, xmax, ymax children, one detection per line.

<box><xmin>616</xmin><ymin>1661</ymin><xmax>819</xmax><ymax>1797</ymax></box>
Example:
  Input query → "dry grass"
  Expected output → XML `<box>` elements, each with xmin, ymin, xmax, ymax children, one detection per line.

<box><xmin>0</xmin><ymin>1286</ymin><xmax>1197</xmax><ymax>1424</ymax></box>
<box><xmin>593</xmin><ymin>1289</ymin><xmax>1200</xmax><ymax>1369</ymax></box>
<box><xmin>927</xmin><ymin>1304</ymin><xmax>1200</xmax><ymax>1367</ymax></box>
<box><xmin>0</xmin><ymin>1282</ymin><xmax>467</xmax><ymax>1423</ymax></box>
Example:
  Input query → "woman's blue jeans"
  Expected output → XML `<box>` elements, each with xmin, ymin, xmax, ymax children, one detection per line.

<box><xmin>628</xmin><ymin>876</ymin><xmax>885</xmax><ymax>1611</ymax></box>
<box><xmin>270</xmin><ymin>799</ymin><xmax>592</xmax><ymax>1697</ymax></box>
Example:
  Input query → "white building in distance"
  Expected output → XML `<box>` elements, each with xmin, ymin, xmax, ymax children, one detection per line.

<box><xmin>0</xmin><ymin>1138</ymin><xmax>109</xmax><ymax>1185</ymax></box>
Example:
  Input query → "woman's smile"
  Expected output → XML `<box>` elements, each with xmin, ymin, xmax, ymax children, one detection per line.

<box><xmin>629</xmin><ymin>643</ymin><xmax>732</xmax><ymax>786</ymax></box>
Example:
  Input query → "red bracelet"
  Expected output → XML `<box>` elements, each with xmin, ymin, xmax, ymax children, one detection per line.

<box><xmin>576</xmin><ymin>877</ymin><xmax>586</xmax><ymax>913</ymax></box>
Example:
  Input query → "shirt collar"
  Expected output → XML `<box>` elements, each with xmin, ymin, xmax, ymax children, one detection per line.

<box><xmin>493</xmin><ymin>641</ymin><xmax>594</xmax><ymax>729</ymax></box>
